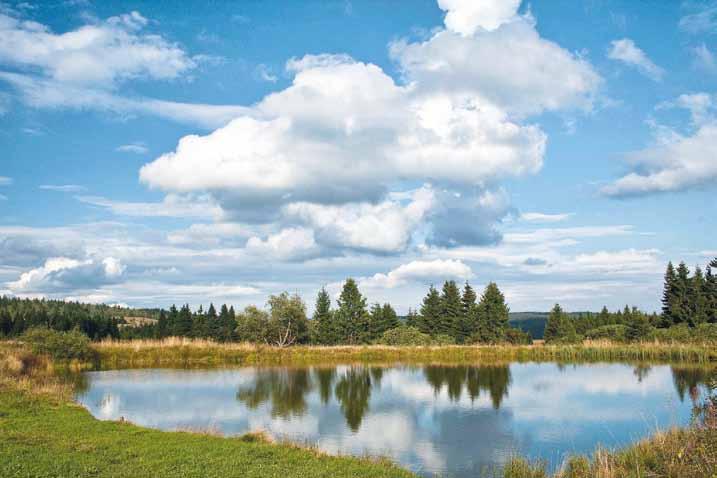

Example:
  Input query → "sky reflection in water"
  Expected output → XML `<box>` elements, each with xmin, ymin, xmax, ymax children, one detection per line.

<box><xmin>76</xmin><ymin>363</ymin><xmax>709</xmax><ymax>477</ymax></box>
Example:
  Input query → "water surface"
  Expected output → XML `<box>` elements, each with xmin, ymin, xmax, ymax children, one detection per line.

<box><xmin>76</xmin><ymin>363</ymin><xmax>710</xmax><ymax>477</ymax></box>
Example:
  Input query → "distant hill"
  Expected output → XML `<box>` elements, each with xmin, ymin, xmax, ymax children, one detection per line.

<box><xmin>509</xmin><ymin>312</ymin><xmax>591</xmax><ymax>339</ymax></box>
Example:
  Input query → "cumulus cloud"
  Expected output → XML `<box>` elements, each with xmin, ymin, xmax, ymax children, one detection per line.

<box><xmin>0</xmin><ymin>11</ymin><xmax>194</xmax><ymax>87</ymax></box>
<box><xmin>437</xmin><ymin>0</ymin><xmax>521</xmax><ymax>36</ymax></box>
<box><xmin>360</xmin><ymin>259</ymin><xmax>473</xmax><ymax>289</ymax></box>
<box><xmin>603</xmin><ymin>93</ymin><xmax>717</xmax><ymax>197</ymax></box>
<box><xmin>607</xmin><ymin>38</ymin><xmax>664</xmax><ymax>81</ymax></box>
<box><xmin>8</xmin><ymin>256</ymin><xmax>125</xmax><ymax>293</ymax></box>
<box><xmin>245</xmin><ymin>227</ymin><xmax>319</xmax><ymax>261</ymax></box>
<box><xmin>283</xmin><ymin>186</ymin><xmax>434</xmax><ymax>253</ymax></box>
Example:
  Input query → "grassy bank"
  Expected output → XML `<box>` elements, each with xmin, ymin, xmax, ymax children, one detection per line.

<box><xmin>94</xmin><ymin>338</ymin><xmax>717</xmax><ymax>369</ymax></box>
<box><xmin>2</xmin><ymin>340</ymin><xmax>716</xmax><ymax>478</ymax></box>
<box><xmin>0</xmin><ymin>342</ymin><xmax>414</xmax><ymax>478</ymax></box>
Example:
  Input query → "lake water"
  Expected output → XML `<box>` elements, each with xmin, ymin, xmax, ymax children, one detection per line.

<box><xmin>76</xmin><ymin>363</ymin><xmax>710</xmax><ymax>477</ymax></box>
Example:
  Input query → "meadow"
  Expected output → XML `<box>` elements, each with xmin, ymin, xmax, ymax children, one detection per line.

<box><xmin>1</xmin><ymin>339</ymin><xmax>716</xmax><ymax>478</ymax></box>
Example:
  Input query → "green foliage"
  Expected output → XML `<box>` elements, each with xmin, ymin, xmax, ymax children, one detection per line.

<box><xmin>378</xmin><ymin>326</ymin><xmax>433</xmax><ymax>346</ymax></box>
<box><xmin>438</xmin><ymin>280</ymin><xmax>462</xmax><ymax>338</ymax></box>
<box><xmin>543</xmin><ymin>304</ymin><xmax>580</xmax><ymax>344</ymax></box>
<box><xmin>503</xmin><ymin>327</ymin><xmax>532</xmax><ymax>345</ymax></box>
<box><xmin>313</xmin><ymin>287</ymin><xmax>336</xmax><ymax>345</ymax></box>
<box><xmin>418</xmin><ymin>286</ymin><xmax>441</xmax><ymax>336</ymax></box>
<box><xmin>432</xmin><ymin>334</ymin><xmax>456</xmax><ymax>345</ymax></box>
<box><xmin>235</xmin><ymin>306</ymin><xmax>271</xmax><ymax>343</ymax></box>
<box><xmin>266</xmin><ymin>292</ymin><xmax>310</xmax><ymax>346</ymax></box>
<box><xmin>475</xmin><ymin>282</ymin><xmax>510</xmax><ymax>343</ymax></box>
<box><xmin>335</xmin><ymin>278</ymin><xmax>369</xmax><ymax>344</ymax></box>
<box><xmin>22</xmin><ymin>328</ymin><xmax>95</xmax><ymax>361</ymax></box>
<box><xmin>584</xmin><ymin>324</ymin><xmax>629</xmax><ymax>342</ymax></box>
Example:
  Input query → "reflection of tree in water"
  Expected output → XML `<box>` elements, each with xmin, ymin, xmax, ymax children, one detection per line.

<box><xmin>314</xmin><ymin>367</ymin><xmax>336</xmax><ymax>405</ymax></box>
<box><xmin>633</xmin><ymin>365</ymin><xmax>652</xmax><ymax>383</ymax></box>
<box><xmin>672</xmin><ymin>366</ymin><xmax>715</xmax><ymax>403</ymax></box>
<box><xmin>424</xmin><ymin>365</ymin><xmax>511</xmax><ymax>409</ymax></box>
<box><xmin>334</xmin><ymin>366</ymin><xmax>376</xmax><ymax>432</ymax></box>
<box><xmin>236</xmin><ymin>368</ymin><xmax>313</xmax><ymax>418</ymax></box>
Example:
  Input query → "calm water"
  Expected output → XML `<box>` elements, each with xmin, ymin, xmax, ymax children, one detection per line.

<box><xmin>76</xmin><ymin>363</ymin><xmax>710</xmax><ymax>477</ymax></box>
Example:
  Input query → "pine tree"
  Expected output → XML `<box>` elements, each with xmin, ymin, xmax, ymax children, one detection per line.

<box><xmin>706</xmin><ymin>263</ymin><xmax>717</xmax><ymax>323</ymax></box>
<box><xmin>691</xmin><ymin>266</ymin><xmax>709</xmax><ymax>326</ymax></box>
<box><xmin>661</xmin><ymin>262</ymin><xmax>678</xmax><ymax>327</ymax></box>
<box><xmin>475</xmin><ymin>282</ymin><xmax>510</xmax><ymax>343</ymax></box>
<box><xmin>368</xmin><ymin>303</ymin><xmax>383</xmax><ymax>342</ymax></box>
<box><xmin>419</xmin><ymin>286</ymin><xmax>442</xmax><ymax>335</ymax></box>
<box><xmin>174</xmin><ymin>304</ymin><xmax>193</xmax><ymax>336</ymax></box>
<box><xmin>206</xmin><ymin>303</ymin><xmax>219</xmax><ymax>339</ymax></box>
<box><xmin>218</xmin><ymin>304</ymin><xmax>235</xmax><ymax>342</ymax></box>
<box><xmin>157</xmin><ymin>309</ymin><xmax>168</xmax><ymax>339</ymax></box>
<box><xmin>543</xmin><ymin>304</ymin><xmax>576</xmax><ymax>343</ymax></box>
<box><xmin>405</xmin><ymin>308</ymin><xmax>419</xmax><ymax>328</ymax></box>
<box><xmin>674</xmin><ymin>262</ymin><xmax>692</xmax><ymax>325</ymax></box>
<box><xmin>335</xmin><ymin>279</ymin><xmax>369</xmax><ymax>344</ymax></box>
<box><xmin>460</xmin><ymin>282</ymin><xmax>478</xmax><ymax>343</ymax></box>
<box><xmin>313</xmin><ymin>287</ymin><xmax>336</xmax><ymax>345</ymax></box>
<box><xmin>438</xmin><ymin>280</ymin><xmax>462</xmax><ymax>339</ymax></box>
<box><xmin>380</xmin><ymin>303</ymin><xmax>399</xmax><ymax>334</ymax></box>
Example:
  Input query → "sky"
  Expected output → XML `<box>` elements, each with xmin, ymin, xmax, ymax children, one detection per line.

<box><xmin>0</xmin><ymin>0</ymin><xmax>715</xmax><ymax>313</ymax></box>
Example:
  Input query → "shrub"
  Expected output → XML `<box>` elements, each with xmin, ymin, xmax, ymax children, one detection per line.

<box><xmin>22</xmin><ymin>328</ymin><xmax>96</xmax><ymax>361</ymax></box>
<box><xmin>504</xmin><ymin>328</ymin><xmax>532</xmax><ymax>345</ymax></box>
<box><xmin>651</xmin><ymin>324</ymin><xmax>692</xmax><ymax>343</ymax></box>
<box><xmin>378</xmin><ymin>326</ymin><xmax>432</xmax><ymax>346</ymax></box>
<box><xmin>584</xmin><ymin>324</ymin><xmax>629</xmax><ymax>342</ymax></box>
<box><xmin>432</xmin><ymin>334</ymin><xmax>455</xmax><ymax>345</ymax></box>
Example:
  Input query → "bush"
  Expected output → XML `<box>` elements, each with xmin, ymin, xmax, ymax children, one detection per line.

<box><xmin>651</xmin><ymin>324</ymin><xmax>692</xmax><ymax>343</ymax></box>
<box><xmin>504</xmin><ymin>327</ymin><xmax>532</xmax><ymax>345</ymax></box>
<box><xmin>584</xmin><ymin>324</ymin><xmax>629</xmax><ymax>342</ymax></box>
<box><xmin>432</xmin><ymin>334</ymin><xmax>455</xmax><ymax>345</ymax></box>
<box><xmin>22</xmin><ymin>328</ymin><xmax>96</xmax><ymax>361</ymax></box>
<box><xmin>378</xmin><ymin>326</ymin><xmax>432</xmax><ymax>346</ymax></box>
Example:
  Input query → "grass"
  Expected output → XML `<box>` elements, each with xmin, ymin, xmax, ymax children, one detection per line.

<box><xmin>2</xmin><ymin>339</ymin><xmax>717</xmax><ymax>478</ymax></box>
<box><xmin>94</xmin><ymin>337</ymin><xmax>717</xmax><ymax>369</ymax></box>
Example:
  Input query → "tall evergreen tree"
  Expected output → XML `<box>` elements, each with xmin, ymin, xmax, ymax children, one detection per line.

<box><xmin>218</xmin><ymin>304</ymin><xmax>235</xmax><ymax>342</ymax></box>
<box><xmin>475</xmin><ymin>282</ymin><xmax>510</xmax><ymax>343</ymax></box>
<box><xmin>543</xmin><ymin>304</ymin><xmax>576</xmax><ymax>343</ymax></box>
<box><xmin>439</xmin><ymin>280</ymin><xmax>462</xmax><ymax>339</ymax></box>
<box><xmin>368</xmin><ymin>303</ymin><xmax>383</xmax><ymax>342</ymax></box>
<box><xmin>418</xmin><ymin>286</ymin><xmax>442</xmax><ymax>335</ymax></box>
<box><xmin>174</xmin><ymin>304</ymin><xmax>193</xmax><ymax>336</ymax></box>
<box><xmin>405</xmin><ymin>308</ymin><xmax>419</xmax><ymax>328</ymax></box>
<box><xmin>706</xmin><ymin>263</ymin><xmax>717</xmax><ymax>323</ymax></box>
<box><xmin>335</xmin><ymin>278</ymin><xmax>369</xmax><ymax>344</ymax></box>
<box><xmin>206</xmin><ymin>303</ymin><xmax>219</xmax><ymax>339</ymax></box>
<box><xmin>661</xmin><ymin>262</ymin><xmax>678</xmax><ymax>327</ymax></box>
<box><xmin>167</xmin><ymin>304</ymin><xmax>179</xmax><ymax>336</ymax></box>
<box><xmin>156</xmin><ymin>309</ymin><xmax>168</xmax><ymax>339</ymax></box>
<box><xmin>379</xmin><ymin>303</ymin><xmax>399</xmax><ymax>335</ymax></box>
<box><xmin>313</xmin><ymin>287</ymin><xmax>336</xmax><ymax>345</ymax></box>
<box><xmin>691</xmin><ymin>266</ymin><xmax>709</xmax><ymax>326</ymax></box>
<box><xmin>460</xmin><ymin>282</ymin><xmax>478</xmax><ymax>343</ymax></box>
<box><xmin>674</xmin><ymin>262</ymin><xmax>692</xmax><ymax>325</ymax></box>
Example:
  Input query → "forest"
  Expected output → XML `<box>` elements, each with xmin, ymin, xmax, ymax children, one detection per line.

<box><xmin>1</xmin><ymin>257</ymin><xmax>716</xmax><ymax>347</ymax></box>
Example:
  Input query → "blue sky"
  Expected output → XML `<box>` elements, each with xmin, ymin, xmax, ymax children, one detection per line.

<box><xmin>0</xmin><ymin>0</ymin><xmax>715</xmax><ymax>313</ymax></box>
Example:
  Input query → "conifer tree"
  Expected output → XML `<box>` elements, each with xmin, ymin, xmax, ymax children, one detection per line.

<box><xmin>674</xmin><ymin>262</ymin><xmax>692</xmax><ymax>325</ymax></box>
<box><xmin>380</xmin><ymin>303</ymin><xmax>399</xmax><ymax>333</ymax></box>
<box><xmin>419</xmin><ymin>286</ymin><xmax>441</xmax><ymax>335</ymax></box>
<box><xmin>218</xmin><ymin>304</ymin><xmax>235</xmax><ymax>342</ymax></box>
<box><xmin>174</xmin><ymin>304</ymin><xmax>193</xmax><ymax>336</ymax></box>
<box><xmin>439</xmin><ymin>280</ymin><xmax>462</xmax><ymax>339</ymax></box>
<box><xmin>206</xmin><ymin>303</ymin><xmax>219</xmax><ymax>339</ymax></box>
<box><xmin>167</xmin><ymin>304</ymin><xmax>179</xmax><ymax>336</ymax></box>
<box><xmin>475</xmin><ymin>282</ymin><xmax>510</xmax><ymax>343</ymax></box>
<box><xmin>661</xmin><ymin>262</ymin><xmax>678</xmax><ymax>326</ymax></box>
<box><xmin>335</xmin><ymin>278</ymin><xmax>369</xmax><ymax>344</ymax></box>
<box><xmin>405</xmin><ymin>308</ymin><xmax>419</xmax><ymax>328</ymax></box>
<box><xmin>706</xmin><ymin>263</ymin><xmax>717</xmax><ymax>323</ymax></box>
<box><xmin>460</xmin><ymin>282</ymin><xmax>478</xmax><ymax>342</ymax></box>
<box><xmin>313</xmin><ymin>287</ymin><xmax>336</xmax><ymax>345</ymax></box>
<box><xmin>543</xmin><ymin>304</ymin><xmax>576</xmax><ymax>343</ymax></box>
<box><xmin>691</xmin><ymin>266</ymin><xmax>709</xmax><ymax>326</ymax></box>
<box><xmin>368</xmin><ymin>303</ymin><xmax>383</xmax><ymax>342</ymax></box>
<box><xmin>157</xmin><ymin>309</ymin><xmax>168</xmax><ymax>339</ymax></box>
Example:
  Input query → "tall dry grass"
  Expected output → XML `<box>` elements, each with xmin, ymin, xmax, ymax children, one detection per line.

<box><xmin>0</xmin><ymin>342</ymin><xmax>76</xmax><ymax>399</ymax></box>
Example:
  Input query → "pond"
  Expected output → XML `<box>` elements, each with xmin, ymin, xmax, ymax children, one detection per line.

<box><xmin>75</xmin><ymin>362</ymin><xmax>710</xmax><ymax>477</ymax></box>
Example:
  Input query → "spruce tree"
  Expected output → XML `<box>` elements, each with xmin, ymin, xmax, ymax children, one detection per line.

<box><xmin>475</xmin><ymin>282</ymin><xmax>510</xmax><ymax>343</ymax></box>
<box><xmin>167</xmin><ymin>304</ymin><xmax>179</xmax><ymax>336</ymax></box>
<box><xmin>439</xmin><ymin>280</ymin><xmax>462</xmax><ymax>339</ymax></box>
<box><xmin>313</xmin><ymin>287</ymin><xmax>335</xmax><ymax>345</ymax></box>
<box><xmin>369</xmin><ymin>303</ymin><xmax>383</xmax><ymax>342</ymax></box>
<box><xmin>405</xmin><ymin>308</ymin><xmax>419</xmax><ymax>328</ymax></box>
<box><xmin>661</xmin><ymin>262</ymin><xmax>678</xmax><ymax>327</ymax></box>
<box><xmin>460</xmin><ymin>282</ymin><xmax>478</xmax><ymax>343</ymax></box>
<box><xmin>157</xmin><ymin>309</ymin><xmax>168</xmax><ymax>339</ymax></box>
<box><xmin>335</xmin><ymin>278</ymin><xmax>369</xmax><ymax>344</ymax></box>
<box><xmin>218</xmin><ymin>304</ymin><xmax>235</xmax><ymax>342</ymax></box>
<box><xmin>206</xmin><ymin>303</ymin><xmax>219</xmax><ymax>339</ymax></box>
<box><xmin>543</xmin><ymin>304</ymin><xmax>576</xmax><ymax>343</ymax></box>
<box><xmin>691</xmin><ymin>266</ymin><xmax>709</xmax><ymax>326</ymax></box>
<box><xmin>674</xmin><ymin>262</ymin><xmax>692</xmax><ymax>325</ymax></box>
<box><xmin>380</xmin><ymin>303</ymin><xmax>399</xmax><ymax>333</ymax></box>
<box><xmin>419</xmin><ymin>286</ymin><xmax>442</xmax><ymax>335</ymax></box>
<box><xmin>706</xmin><ymin>264</ymin><xmax>717</xmax><ymax>323</ymax></box>
<box><xmin>174</xmin><ymin>304</ymin><xmax>193</xmax><ymax>336</ymax></box>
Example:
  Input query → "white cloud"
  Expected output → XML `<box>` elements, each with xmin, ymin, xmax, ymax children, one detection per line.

<box><xmin>607</xmin><ymin>38</ymin><xmax>664</xmax><ymax>81</ymax></box>
<box><xmin>603</xmin><ymin>97</ymin><xmax>717</xmax><ymax>196</ymax></box>
<box><xmin>691</xmin><ymin>44</ymin><xmax>717</xmax><ymax>74</ymax></box>
<box><xmin>283</xmin><ymin>186</ymin><xmax>434</xmax><ymax>253</ymax></box>
<box><xmin>0</xmin><ymin>72</ymin><xmax>249</xmax><ymax>129</ymax></box>
<box><xmin>166</xmin><ymin>223</ymin><xmax>250</xmax><ymax>246</ymax></box>
<box><xmin>39</xmin><ymin>184</ymin><xmax>86</xmax><ymax>193</ymax></box>
<box><xmin>360</xmin><ymin>259</ymin><xmax>473</xmax><ymax>289</ymax></box>
<box><xmin>245</xmin><ymin>227</ymin><xmax>319</xmax><ymax>261</ymax></box>
<box><xmin>116</xmin><ymin>142</ymin><xmax>148</xmax><ymax>154</ymax></box>
<box><xmin>520</xmin><ymin>212</ymin><xmax>573</xmax><ymax>223</ymax></box>
<box><xmin>255</xmin><ymin>63</ymin><xmax>277</xmax><ymax>83</ymax></box>
<box><xmin>437</xmin><ymin>0</ymin><xmax>521</xmax><ymax>35</ymax></box>
<box><xmin>76</xmin><ymin>194</ymin><xmax>224</xmax><ymax>219</ymax></box>
<box><xmin>0</xmin><ymin>176</ymin><xmax>12</xmax><ymax>185</ymax></box>
<box><xmin>680</xmin><ymin>2</ymin><xmax>717</xmax><ymax>34</ymax></box>
<box><xmin>0</xmin><ymin>11</ymin><xmax>194</xmax><ymax>87</ymax></box>
<box><xmin>8</xmin><ymin>256</ymin><xmax>125</xmax><ymax>293</ymax></box>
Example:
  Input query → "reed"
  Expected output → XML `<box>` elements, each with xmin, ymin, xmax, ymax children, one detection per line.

<box><xmin>93</xmin><ymin>338</ymin><xmax>717</xmax><ymax>369</ymax></box>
